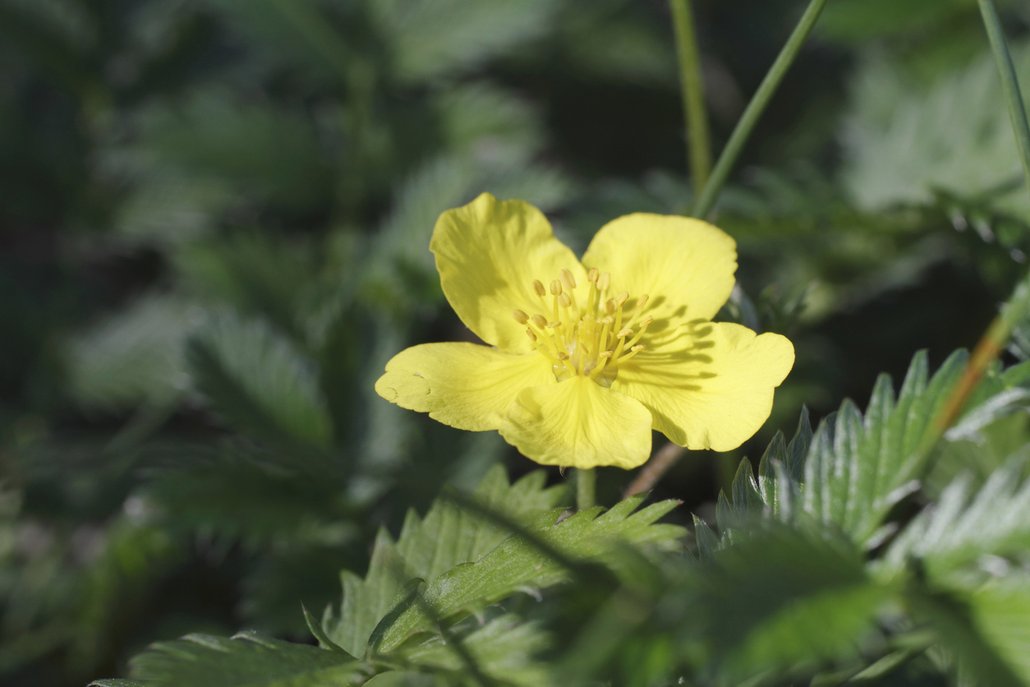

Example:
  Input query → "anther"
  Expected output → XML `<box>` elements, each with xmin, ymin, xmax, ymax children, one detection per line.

<box><xmin>533</xmin><ymin>280</ymin><xmax>547</xmax><ymax>297</ymax></box>
<box><xmin>559</xmin><ymin>293</ymin><xmax>573</xmax><ymax>308</ymax></box>
<box><xmin>615</xmin><ymin>291</ymin><xmax>629</xmax><ymax>306</ymax></box>
<box><xmin>526</xmin><ymin>329</ymin><xmax>537</xmax><ymax>341</ymax></box>
<box><xmin>605</xmin><ymin>299</ymin><xmax>616</xmax><ymax>314</ymax></box>
<box><xmin>513</xmin><ymin>309</ymin><xmax>529</xmax><ymax>324</ymax></box>
<box><xmin>616</xmin><ymin>327</ymin><xmax>634</xmax><ymax>339</ymax></box>
<box><xmin>636</xmin><ymin>294</ymin><xmax>650</xmax><ymax>310</ymax></box>
<box><xmin>587</xmin><ymin>267</ymin><xmax>599</xmax><ymax>284</ymax></box>
<box><xmin>560</xmin><ymin>269</ymin><xmax>577</xmax><ymax>290</ymax></box>
<box><xmin>550</xmin><ymin>280</ymin><xmax>562</xmax><ymax>296</ymax></box>
<box><xmin>531</xmin><ymin>314</ymin><xmax>548</xmax><ymax>328</ymax></box>
<box><xmin>597</xmin><ymin>272</ymin><xmax>611</xmax><ymax>292</ymax></box>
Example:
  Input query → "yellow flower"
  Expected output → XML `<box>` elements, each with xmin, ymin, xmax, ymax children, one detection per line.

<box><xmin>375</xmin><ymin>193</ymin><xmax>794</xmax><ymax>469</ymax></box>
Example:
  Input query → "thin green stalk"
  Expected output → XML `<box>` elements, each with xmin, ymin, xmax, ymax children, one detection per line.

<box><xmin>931</xmin><ymin>270</ymin><xmax>1030</xmax><ymax>438</ymax></box>
<box><xmin>670</xmin><ymin>0</ymin><xmax>711</xmax><ymax>194</ymax></box>
<box><xmin>924</xmin><ymin>1</ymin><xmax>1030</xmax><ymax>440</ymax></box>
<box><xmin>576</xmin><ymin>468</ymin><xmax>596</xmax><ymax>510</ymax></box>
<box><xmin>691</xmin><ymin>0</ymin><xmax>828</xmax><ymax>218</ymax></box>
<box><xmin>978</xmin><ymin>0</ymin><xmax>1030</xmax><ymax>196</ymax></box>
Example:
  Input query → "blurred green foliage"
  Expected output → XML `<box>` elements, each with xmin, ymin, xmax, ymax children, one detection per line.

<box><xmin>3</xmin><ymin>0</ymin><xmax>1030</xmax><ymax>685</ymax></box>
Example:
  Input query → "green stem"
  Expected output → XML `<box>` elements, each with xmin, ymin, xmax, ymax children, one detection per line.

<box><xmin>691</xmin><ymin>0</ymin><xmax>828</xmax><ymax>219</ymax></box>
<box><xmin>576</xmin><ymin>468</ymin><xmax>596</xmax><ymax>510</ymax></box>
<box><xmin>670</xmin><ymin>0</ymin><xmax>711</xmax><ymax>194</ymax></box>
<box><xmin>932</xmin><ymin>269</ymin><xmax>1030</xmax><ymax>437</ymax></box>
<box><xmin>978</xmin><ymin>0</ymin><xmax>1030</xmax><ymax>196</ymax></box>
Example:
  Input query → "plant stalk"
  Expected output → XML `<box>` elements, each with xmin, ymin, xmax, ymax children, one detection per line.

<box><xmin>576</xmin><ymin>468</ymin><xmax>596</xmax><ymax>510</ymax></box>
<box><xmin>691</xmin><ymin>0</ymin><xmax>828</xmax><ymax>219</ymax></box>
<box><xmin>978</xmin><ymin>0</ymin><xmax>1030</xmax><ymax>198</ymax></box>
<box><xmin>670</xmin><ymin>0</ymin><xmax>711</xmax><ymax>194</ymax></box>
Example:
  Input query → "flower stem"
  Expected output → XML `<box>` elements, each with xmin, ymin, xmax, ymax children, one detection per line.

<box><xmin>576</xmin><ymin>468</ymin><xmax>596</xmax><ymax>510</ymax></box>
<box><xmin>670</xmin><ymin>0</ymin><xmax>711</xmax><ymax>195</ymax></box>
<box><xmin>691</xmin><ymin>0</ymin><xmax>828</xmax><ymax>219</ymax></box>
<box><xmin>978</xmin><ymin>0</ymin><xmax>1030</xmax><ymax>197</ymax></box>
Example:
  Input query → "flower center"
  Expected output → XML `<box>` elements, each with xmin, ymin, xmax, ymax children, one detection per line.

<box><xmin>513</xmin><ymin>267</ymin><xmax>651</xmax><ymax>385</ymax></box>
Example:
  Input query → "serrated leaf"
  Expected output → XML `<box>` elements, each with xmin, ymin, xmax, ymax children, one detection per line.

<box><xmin>67</xmin><ymin>294</ymin><xmax>204</xmax><ymax>409</ymax></box>
<box><xmin>188</xmin><ymin>312</ymin><xmax>332</xmax><ymax>449</ymax></box>
<box><xmin>132</xmin><ymin>92</ymin><xmax>331</xmax><ymax>210</ymax></box>
<box><xmin>689</xmin><ymin>524</ymin><xmax>894</xmax><ymax>684</ymax></box>
<box><xmin>843</xmin><ymin>44</ymin><xmax>1030</xmax><ymax>223</ymax></box>
<box><xmin>909</xmin><ymin>580</ymin><xmax>1030</xmax><ymax>687</ymax></box>
<box><xmin>709</xmin><ymin>408</ymin><xmax>812</xmax><ymax>543</ymax></box>
<box><xmin>803</xmin><ymin>350</ymin><xmax>967</xmax><ymax>545</ymax></box>
<box><xmin>402</xmin><ymin>615</ymin><xmax>551</xmax><ymax>686</ymax></box>
<box><xmin>371</xmin><ymin>0</ymin><xmax>558</xmax><ymax>83</ymax></box>
<box><xmin>144</xmin><ymin>444</ymin><xmax>344</xmax><ymax>542</ymax></box>
<box><xmin>374</xmin><ymin>496</ymin><xmax>684</xmax><ymax>653</ymax></box>
<box><xmin>129</xmin><ymin>633</ymin><xmax>361</xmax><ymax>687</ymax></box>
<box><xmin>324</xmin><ymin>467</ymin><xmax>565</xmax><ymax>656</ymax></box>
<box><xmin>885</xmin><ymin>457</ymin><xmax>1030</xmax><ymax>578</ymax></box>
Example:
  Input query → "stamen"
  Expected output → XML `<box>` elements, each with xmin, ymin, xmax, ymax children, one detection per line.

<box><xmin>560</xmin><ymin>269</ymin><xmax>577</xmax><ymax>290</ymax></box>
<box><xmin>588</xmin><ymin>352</ymin><xmax>613</xmax><ymax>378</ymax></box>
<box><xmin>619</xmin><ymin>344</ymin><xmax>645</xmax><ymax>364</ymax></box>
<box><xmin>623</xmin><ymin>317</ymin><xmax>653</xmax><ymax>349</ymax></box>
<box><xmin>517</xmin><ymin>269</ymin><xmax>652</xmax><ymax>383</ymax></box>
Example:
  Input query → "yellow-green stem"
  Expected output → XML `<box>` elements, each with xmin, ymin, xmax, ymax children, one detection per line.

<box><xmin>670</xmin><ymin>0</ymin><xmax>711</xmax><ymax>194</ymax></box>
<box><xmin>978</xmin><ymin>0</ymin><xmax>1030</xmax><ymax>198</ymax></box>
<box><xmin>576</xmin><ymin>468</ymin><xmax>596</xmax><ymax>510</ymax></box>
<box><xmin>692</xmin><ymin>0</ymin><xmax>828</xmax><ymax>219</ymax></box>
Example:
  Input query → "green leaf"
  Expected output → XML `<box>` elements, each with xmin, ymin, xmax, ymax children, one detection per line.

<box><xmin>909</xmin><ymin>580</ymin><xmax>1030</xmax><ymax>687</ymax></box>
<box><xmin>324</xmin><ymin>467</ymin><xmax>565</xmax><ymax>656</ymax></box>
<box><xmin>143</xmin><ymin>444</ymin><xmax>345</xmax><ymax>541</ymax></box>
<box><xmin>374</xmin><ymin>496</ymin><xmax>684</xmax><ymax>653</ymax></box>
<box><xmin>401</xmin><ymin>615</ymin><xmax>551</xmax><ymax>686</ymax></box>
<box><xmin>371</xmin><ymin>0</ymin><xmax>559</xmax><ymax>83</ymax></box>
<box><xmin>843</xmin><ymin>44</ymin><xmax>1030</xmax><ymax>223</ymax></box>
<box><xmin>689</xmin><ymin>524</ymin><xmax>894</xmax><ymax>684</ymax></box>
<box><xmin>129</xmin><ymin>632</ymin><xmax>362</xmax><ymax>687</ymax></box>
<box><xmin>885</xmin><ymin>457</ymin><xmax>1030</xmax><ymax>578</ymax></box>
<box><xmin>89</xmin><ymin>680</ymin><xmax>151</xmax><ymax>687</ymax></box>
<box><xmin>173</xmin><ymin>232</ymin><xmax>318</xmax><ymax>337</ymax></box>
<box><xmin>802</xmin><ymin>350</ymin><xmax>967</xmax><ymax>546</ymax></box>
<box><xmin>717</xmin><ymin>407</ymin><xmax>811</xmax><ymax>532</ymax></box>
<box><xmin>394</xmin><ymin>468</ymin><xmax>566</xmax><ymax>581</ymax></box>
<box><xmin>66</xmin><ymin>294</ymin><xmax>203</xmax><ymax>409</ymax></box>
<box><xmin>187</xmin><ymin>312</ymin><xmax>332</xmax><ymax>449</ymax></box>
<box><xmin>131</xmin><ymin>93</ymin><xmax>332</xmax><ymax>210</ymax></box>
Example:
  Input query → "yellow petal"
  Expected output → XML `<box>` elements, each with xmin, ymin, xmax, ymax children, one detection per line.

<box><xmin>375</xmin><ymin>343</ymin><xmax>553</xmax><ymax>431</ymax></box>
<box><xmin>431</xmin><ymin>193</ymin><xmax>586</xmax><ymax>353</ymax></box>
<box><xmin>500</xmin><ymin>376</ymin><xmax>653</xmax><ymax>469</ymax></box>
<box><xmin>612</xmin><ymin>321</ymin><xmax>794</xmax><ymax>451</ymax></box>
<box><xmin>581</xmin><ymin>214</ymin><xmax>737</xmax><ymax>323</ymax></box>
